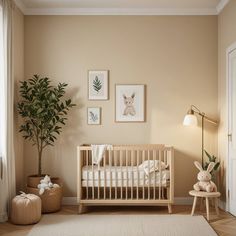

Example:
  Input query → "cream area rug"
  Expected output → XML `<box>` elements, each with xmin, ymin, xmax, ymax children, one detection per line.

<box><xmin>27</xmin><ymin>214</ymin><xmax>217</xmax><ymax>236</ymax></box>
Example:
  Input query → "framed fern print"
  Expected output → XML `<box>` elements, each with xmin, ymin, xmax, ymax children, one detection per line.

<box><xmin>87</xmin><ymin>107</ymin><xmax>101</xmax><ymax>125</ymax></box>
<box><xmin>88</xmin><ymin>70</ymin><xmax>109</xmax><ymax>100</ymax></box>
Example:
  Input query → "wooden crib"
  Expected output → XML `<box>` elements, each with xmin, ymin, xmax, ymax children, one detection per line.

<box><xmin>77</xmin><ymin>144</ymin><xmax>174</xmax><ymax>213</ymax></box>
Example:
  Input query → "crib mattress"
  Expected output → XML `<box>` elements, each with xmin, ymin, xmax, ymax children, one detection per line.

<box><xmin>82</xmin><ymin>165</ymin><xmax>170</xmax><ymax>187</ymax></box>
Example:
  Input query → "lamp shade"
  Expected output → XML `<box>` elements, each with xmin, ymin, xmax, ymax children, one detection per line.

<box><xmin>183</xmin><ymin>114</ymin><xmax>198</xmax><ymax>126</ymax></box>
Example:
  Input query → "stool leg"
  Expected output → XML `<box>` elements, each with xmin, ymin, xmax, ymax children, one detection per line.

<box><xmin>206</xmin><ymin>197</ymin><xmax>210</xmax><ymax>221</ymax></box>
<box><xmin>191</xmin><ymin>196</ymin><xmax>198</xmax><ymax>216</ymax></box>
<box><xmin>215</xmin><ymin>198</ymin><xmax>219</xmax><ymax>216</ymax></box>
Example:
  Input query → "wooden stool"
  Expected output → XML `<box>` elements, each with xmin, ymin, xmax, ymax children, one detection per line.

<box><xmin>189</xmin><ymin>190</ymin><xmax>221</xmax><ymax>221</ymax></box>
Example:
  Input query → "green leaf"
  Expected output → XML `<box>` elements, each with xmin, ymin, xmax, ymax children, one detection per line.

<box><xmin>204</xmin><ymin>150</ymin><xmax>212</xmax><ymax>161</ymax></box>
<box><xmin>214</xmin><ymin>162</ymin><xmax>220</xmax><ymax>171</ymax></box>
<box><xmin>93</xmin><ymin>76</ymin><xmax>102</xmax><ymax>93</ymax></box>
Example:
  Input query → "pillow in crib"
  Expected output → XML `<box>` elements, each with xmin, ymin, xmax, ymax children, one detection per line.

<box><xmin>139</xmin><ymin>160</ymin><xmax>168</xmax><ymax>175</ymax></box>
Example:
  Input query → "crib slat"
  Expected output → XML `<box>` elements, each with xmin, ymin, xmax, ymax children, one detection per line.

<box><xmin>120</xmin><ymin>150</ymin><xmax>123</xmax><ymax>199</ymax></box>
<box><xmin>92</xmin><ymin>153</ymin><xmax>95</xmax><ymax>199</ymax></box>
<box><xmin>131</xmin><ymin>150</ymin><xmax>134</xmax><ymax>200</ymax></box>
<box><xmin>170</xmin><ymin>147</ymin><xmax>174</xmax><ymax>203</ymax></box>
<box><xmin>97</xmin><ymin>150</ymin><xmax>100</xmax><ymax>199</ymax></box>
<box><xmin>104</xmin><ymin>153</ymin><xmax>106</xmax><ymax>199</ymax></box>
<box><xmin>163</xmin><ymin>150</ymin><xmax>167</xmax><ymax>199</ymax></box>
<box><xmin>137</xmin><ymin>150</ymin><xmax>139</xmax><ymax>200</ymax></box>
<box><xmin>159</xmin><ymin>150</ymin><xmax>162</xmax><ymax>200</ymax></box>
<box><xmin>126</xmin><ymin>150</ymin><xmax>128</xmax><ymax>199</ymax></box>
<box><xmin>164</xmin><ymin>150</ymin><xmax>167</xmax><ymax>166</ymax></box>
<box><xmin>153</xmin><ymin>150</ymin><xmax>156</xmax><ymax>200</ymax></box>
<box><xmin>114</xmin><ymin>150</ymin><xmax>118</xmax><ymax>199</ymax></box>
<box><xmin>161</xmin><ymin>150</ymin><xmax>166</xmax><ymax>199</ymax></box>
<box><xmin>86</xmin><ymin>150</ymin><xmax>89</xmax><ymax>199</ymax></box>
<box><xmin>77</xmin><ymin>149</ymin><xmax>82</xmax><ymax>209</ymax></box>
<box><xmin>98</xmin><ymin>164</ymin><xmax>100</xmax><ymax>199</ymax></box>
<box><xmin>109</xmin><ymin>150</ymin><xmax>112</xmax><ymax>199</ymax></box>
<box><xmin>167</xmin><ymin>149</ymin><xmax>170</xmax><ymax>201</ymax></box>
<box><xmin>148</xmin><ymin>150</ymin><xmax>150</xmax><ymax>200</ymax></box>
<box><xmin>142</xmin><ymin>150</ymin><xmax>145</xmax><ymax>200</ymax></box>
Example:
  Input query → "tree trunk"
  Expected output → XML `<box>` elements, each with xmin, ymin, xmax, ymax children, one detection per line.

<box><xmin>38</xmin><ymin>149</ymin><xmax>42</xmax><ymax>176</ymax></box>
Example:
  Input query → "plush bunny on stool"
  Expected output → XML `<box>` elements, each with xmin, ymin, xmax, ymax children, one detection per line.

<box><xmin>193</xmin><ymin>161</ymin><xmax>217</xmax><ymax>192</ymax></box>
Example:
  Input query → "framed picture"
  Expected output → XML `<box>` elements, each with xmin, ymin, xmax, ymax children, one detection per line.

<box><xmin>87</xmin><ymin>107</ymin><xmax>101</xmax><ymax>125</ymax></box>
<box><xmin>88</xmin><ymin>70</ymin><xmax>109</xmax><ymax>100</ymax></box>
<box><xmin>115</xmin><ymin>84</ymin><xmax>145</xmax><ymax>122</ymax></box>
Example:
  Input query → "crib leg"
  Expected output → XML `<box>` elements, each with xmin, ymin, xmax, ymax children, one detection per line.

<box><xmin>78</xmin><ymin>204</ymin><xmax>84</xmax><ymax>214</ymax></box>
<box><xmin>168</xmin><ymin>204</ymin><xmax>172</xmax><ymax>214</ymax></box>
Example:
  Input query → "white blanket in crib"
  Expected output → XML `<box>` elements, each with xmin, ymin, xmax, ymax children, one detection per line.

<box><xmin>91</xmin><ymin>144</ymin><xmax>113</xmax><ymax>165</ymax></box>
<box><xmin>139</xmin><ymin>160</ymin><xmax>168</xmax><ymax>176</ymax></box>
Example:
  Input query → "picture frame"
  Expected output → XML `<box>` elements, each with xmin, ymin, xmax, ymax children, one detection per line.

<box><xmin>87</xmin><ymin>107</ymin><xmax>101</xmax><ymax>125</ymax></box>
<box><xmin>88</xmin><ymin>70</ymin><xmax>109</xmax><ymax>100</ymax></box>
<box><xmin>115</xmin><ymin>84</ymin><xmax>146</xmax><ymax>122</ymax></box>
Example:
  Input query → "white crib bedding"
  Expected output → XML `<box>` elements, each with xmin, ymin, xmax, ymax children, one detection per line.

<box><xmin>82</xmin><ymin>165</ymin><xmax>170</xmax><ymax>187</ymax></box>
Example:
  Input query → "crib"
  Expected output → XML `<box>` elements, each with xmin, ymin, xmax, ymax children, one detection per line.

<box><xmin>77</xmin><ymin>144</ymin><xmax>174</xmax><ymax>213</ymax></box>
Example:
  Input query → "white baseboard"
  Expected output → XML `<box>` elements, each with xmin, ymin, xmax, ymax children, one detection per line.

<box><xmin>219</xmin><ymin>200</ymin><xmax>226</xmax><ymax>211</ymax></box>
<box><xmin>174</xmin><ymin>197</ymin><xmax>193</xmax><ymax>205</ymax></box>
<box><xmin>62</xmin><ymin>197</ymin><xmax>78</xmax><ymax>205</ymax></box>
<box><xmin>62</xmin><ymin>197</ymin><xmax>193</xmax><ymax>206</ymax></box>
<box><xmin>0</xmin><ymin>212</ymin><xmax>8</xmax><ymax>223</ymax></box>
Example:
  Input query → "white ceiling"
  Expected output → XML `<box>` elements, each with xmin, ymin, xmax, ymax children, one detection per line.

<box><xmin>14</xmin><ymin>0</ymin><xmax>230</xmax><ymax>15</ymax></box>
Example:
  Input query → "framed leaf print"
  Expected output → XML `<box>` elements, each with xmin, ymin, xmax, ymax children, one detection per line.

<box><xmin>88</xmin><ymin>70</ymin><xmax>109</xmax><ymax>100</ymax></box>
<box><xmin>87</xmin><ymin>107</ymin><xmax>101</xmax><ymax>125</ymax></box>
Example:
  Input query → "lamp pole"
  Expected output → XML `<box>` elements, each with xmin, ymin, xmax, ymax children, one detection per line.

<box><xmin>189</xmin><ymin>105</ymin><xmax>217</xmax><ymax>168</ymax></box>
<box><xmin>201</xmin><ymin>115</ymin><xmax>204</xmax><ymax>168</ymax></box>
<box><xmin>183</xmin><ymin>105</ymin><xmax>218</xmax><ymax>167</ymax></box>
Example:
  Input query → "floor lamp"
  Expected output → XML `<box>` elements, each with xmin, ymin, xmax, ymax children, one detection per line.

<box><xmin>183</xmin><ymin>105</ymin><xmax>218</xmax><ymax>168</ymax></box>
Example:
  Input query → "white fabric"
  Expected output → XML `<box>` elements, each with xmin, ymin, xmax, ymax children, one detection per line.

<box><xmin>138</xmin><ymin>160</ymin><xmax>168</xmax><ymax>175</ymax></box>
<box><xmin>28</xmin><ymin>215</ymin><xmax>217</xmax><ymax>236</ymax></box>
<box><xmin>0</xmin><ymin>0</ymin><xmax>15</xmax><ymax>223</ymax></box>
<box><xmin>82</xmin><ymin>165</ymin><xmax>170</xmax><ymax>187</ymax></box>
<box><xmin>91</xmin><ymin>144</ymin><xmax>113</xmax><ymax>165</ymax></box>
<box><xmin>82</xmin><ymin>178</ymin><xmax>169</xmax><ymax>187</ymax></box>
<box><xmin>82</xmin><ymin>165</ymin><xmax>170</xmax><ymax>180</ymax></box>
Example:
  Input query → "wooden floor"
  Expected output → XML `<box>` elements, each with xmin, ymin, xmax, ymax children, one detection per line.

<box><xmin>0</xmin><ymin>205</ymin><xmax>235</xmax><ymax>236</ymax></box>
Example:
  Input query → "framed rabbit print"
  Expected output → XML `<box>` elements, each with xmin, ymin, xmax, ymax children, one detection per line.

<box><xmin>115</xmin><ymin>84</ymin><xmax>145</xmax><ymax>122</ymax></box>
<box><xmin>88</xmin><ymin>70</ymin><xmax>109</xmax><ymax>100</ymax></box>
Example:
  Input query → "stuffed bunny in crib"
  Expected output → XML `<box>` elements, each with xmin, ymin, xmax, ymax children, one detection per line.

<box><xmin>193</xmin><ymin>161</ymin><xmax>217</xmax><ymax>192</ymax></box>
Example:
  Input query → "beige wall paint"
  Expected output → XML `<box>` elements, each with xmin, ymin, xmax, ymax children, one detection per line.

<box><xmin>218</xmin><ymin>0</ymin><xmax>236</xmax><ymax>200</ymax></box>
<box><xmin>13</xmin><ymin>7</ymin><xmax>24</xmax><ymax>192</ymax></box>
<box><xmin>24</xmin><ymin>15</ymin><xmax>218</xmax><ymax>197</ymax></box>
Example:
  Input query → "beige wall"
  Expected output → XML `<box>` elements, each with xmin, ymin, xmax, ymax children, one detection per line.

<box><xmin>13</xmin><ymin>7</ymin><xmax>24</xmax><ymax>192</ymax></box>
<box><xmin>24</xmin><ymin>15</ymin><xmax>218</xmax><ymax>197</ymax></box>
<box><xmin>218</xmin><ymin>0</ymin><xmax>236</xmax><ymax>200</ymax></box>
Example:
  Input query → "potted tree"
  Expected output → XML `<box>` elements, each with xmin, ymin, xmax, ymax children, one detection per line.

<box><xmin>18</xmin><ymin>75</ymin><xmax>75</xmax><ymax>187</ymax></box>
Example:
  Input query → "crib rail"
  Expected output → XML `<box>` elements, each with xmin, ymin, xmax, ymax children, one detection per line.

<box><xmin>77</xmin><ymin>144</ymin><xmax>174</xmax><ymax>212</ymax></box>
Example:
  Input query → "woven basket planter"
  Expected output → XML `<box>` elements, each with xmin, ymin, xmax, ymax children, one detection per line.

<box><xmin>27</xmin><ymin>180</ymin><xmax>62</xmax><ymax>213</ymax></box>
